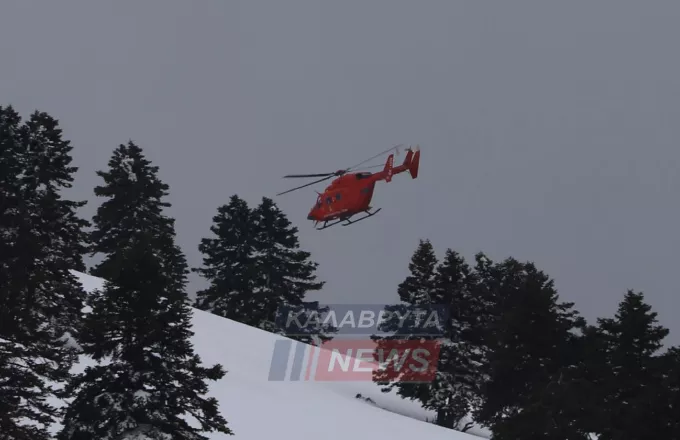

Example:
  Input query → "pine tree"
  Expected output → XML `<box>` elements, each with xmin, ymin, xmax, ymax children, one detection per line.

<box><xmin>372</xmin><ymin>239</ymin><xmax>439</xmax><ymax>412</ymax></box>
<box><xmin>0</xmin><ymin>106</ymin><xmax>88</xmax><ymax>438</ymax></box>
<box><xmin>650</xmin><ymin>346</ymin><xmax>680</xmax><ymax>437</ymax></box>
<box><xmin>251</xmin><ymin>197</ymin><xmax>332</xmax><ymax>343</ymax></box>
<box><xmin>474</xmin><ymin>257</ymin><xmax>586</xmax><ymax>439</ymax></box>
<box><xmin>395</xmin><ymin>239</ymin><xmax>438</xmax><ymax>306</ymax></box>
<box><xmin>373</xmin><ymin>243</ymin><xmax>487</xmax><ymax>431</ymax></box>
<box><xmin>193</xmin><ymin>195</ymin><xmax>258</xmax><ymax>320</ymax></box>
<box><xmin>19</xmin><ymin>110</ymin><xmax>90</xmax><ymax>339</ymax></box>
<box><xmin>589</xmin><ymin>290</ymin><xmax>670</xmax><ymax>440</ymax></box>
<box><xmin>194</xmin><ymin>196</ymin><xmax>332</xmax><ymax>342</ymax></box>
<box><xmin>59</xmin><ymin>142</ymin><xmax>232</xmax><ymax>439</ymax></box>
<box><xmin>424</xmin><ymin>248</ymin><xmax>484</xmax><ymax>430</ymax></box>
<box><xmin>542</xmin><ymin>322</ymin><xmax>612</xmax><ymax>438</ymax></box>
<box><xmin>89</xmin><ymin>141</ymin><xmax>173</xmax><ymax>281</ymax></box>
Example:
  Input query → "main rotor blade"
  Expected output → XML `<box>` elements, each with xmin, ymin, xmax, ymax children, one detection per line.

<box><xmin>277</xmin><ymin>145</ymin><xmax>401</xmax><ymax>196</ymax></box>
<box><xmin>281</xmin><ymin>145</ymin><xmax>400</xmax><ymax>181</ymax></box>
<box><xmin>345</xmin><ymin>144</ymin><xmax>403</xmax><ymax>172</ymax></box>
<box><xmin>277</xmin><ymin>175</ymin><xmax>333</xmax><ymax>196</ymax></box>
<box><xmin>283</xmin><ymin>173</ymin><xmax>336</xmax><ymax>178</ymax></box>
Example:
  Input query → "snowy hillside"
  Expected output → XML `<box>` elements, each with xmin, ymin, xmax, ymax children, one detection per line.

<box><xmin>51</xmin><ymin>270</ymin><xmax>491</xmax><ymax>439</ymax></box>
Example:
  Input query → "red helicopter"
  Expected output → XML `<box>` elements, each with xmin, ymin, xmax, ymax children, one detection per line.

<box><xmin>277</xmin><ymin>145</ymin><xmax>420</xmax><ymax>230</ymax></box>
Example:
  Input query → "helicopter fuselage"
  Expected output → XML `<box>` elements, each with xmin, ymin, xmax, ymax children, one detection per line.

<box><xmin>307</xmin><ymin>172</ymin><xmax>377</xmax><ymax>222</ymax></box>
<box><xmin>277</xmin><ymin>145</ymin><xmax>419</xmax><ymax>230</ymax></box>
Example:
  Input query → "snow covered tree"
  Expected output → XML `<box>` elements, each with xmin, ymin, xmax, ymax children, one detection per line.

<box><xmin>0</xmin><ymin>106</ymin><xmax>88</xmax><ymax>439</ymax></box>
<box><xmin>18</xmin><ymin>110</ymin><xmax>90</xmax><ymax>339</ymax></box>
<box><xmin>372</xmin><ymin>240</ymin><xmax>440</xmax><ymax>412</ymax></box>
<box><xmin>89</xmin><ymin>141</ymin><xmax>173</xmax><ymax>281</ymax></box>
<box><xmin>522</xmin><ymin>321</ymin><xmax>614</xmax><ymax>439</ymax></box>
<box><xmin>587</xmin><ymin>290</ymin><xmax>670</xmax><ymax>440</ymax></box>
<box><xmin>58</xmin><ymin>142</ymin><xmax>232</xmax><ymax>439</ymax></box>
<box><xmin>394</xmin><ymin>239</ymin><xmax>439</xmax><ymax>306</ymax></box>
<box><xmin>193</xmin><ymin>195</ymin><xmax>258</xmax><ymax>319</ymax></box>
<box><xmin>194</xmin><ymin>196</ymin><xmax>332</xmax><ymax>343</ymax></box>
<box><xmin>424</xmin><ymin>249</ymin><xmax>484</xmax><ymax>430</ymax></box>
<box><xmin>649</xmin><ymin>346</ymin><xmax>680</xmax><ymax>437</ymax></box>
<box><xmin>473</xmin><ymin>257</ymin><xmax>586</xmax><ymax>439</ymax></box>
<box><xmin>373</xmin><ymin>242</ymin><xmax>487</xmax><ymax>431</ymax></box>
<box><xmin>250</xmin><ymin>197</ymin><xmax>332</xmax><ymax>343</ymax></box>
<box><xmin>20</xmin><ymin>110</ymin><xmax>89</xmax><ymax>271</ymax></box>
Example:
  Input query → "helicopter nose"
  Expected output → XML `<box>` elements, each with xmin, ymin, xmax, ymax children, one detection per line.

<box><xmin>307</xmin><ymin>214</ymin><xmax>314</xmax><ymax>220</ymax></box>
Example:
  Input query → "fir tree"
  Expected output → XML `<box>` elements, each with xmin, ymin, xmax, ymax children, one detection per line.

<box><xmin>19</xmin><ymin>110</ymin><xmax>90</xmax><ymax>338</ymax></box>
<box><xmin>194</xmin><ymin>196</ymin><xmax>332</xmax><ymax>342</ymax></box>
<box><xmin>59</xmin><ymin>142</ymin><xmax>232</xmax><ymax>439</ymax></box>
<box><xmin>589</xmin><ymin>291</ymin><xmax>670</xmax><ymax>440</ymax></box>
<box><xmin>650</xmin><ymin>346</ymin><xmax>680</xmax><ymax>437</ymax></box>
<box><xmin>89</xmin><ymin>141</ymin><xmax>172</xmax><ymax>281</ymax></box>
<box><xmin>373</xmin><ymin>243</ymin><xmax>487</xmax><ymax>431</ymax></box>
<box><xmin>372</xmin><ymin>240</ymin><xmax>439</xmax><ymax>415</ymax></box>
<box><xmin>193</xmin><ymin>195</ymin><xmax>258</xmax><ymax>320</ymax></box>
<box><xmin>542</xmin><ymin>322</ymin><xmax>613</xmax><ymax>438</ymax></box>
<box><xmin>394</xmin><ymin>239</ymin><xmax>438</xmax><ymax>306</ymax></box>
<box><xmin>424</xmin><ymin>249</ymin><xmax>484</xmax><ymax>430</ymax></box>
<box><xmin>474</xmin><ymin>257</ymin><xmax>586</xmax><ymax>439</ymax></box>
<box><xmin>251</xmin><ymin>197</ymin><xmax>332</xmax><ymax>343</ymax></box>
<box><xmin>0</xmin><ymin>106</ymin><xmax>88</xmax><ymax>438</ymax></box>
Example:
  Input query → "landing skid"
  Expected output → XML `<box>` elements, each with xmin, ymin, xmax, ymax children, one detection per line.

<box><xmin>314</xmin><ymin>208</ymin><xmax>382</xmax><ymax>230</ymax></box>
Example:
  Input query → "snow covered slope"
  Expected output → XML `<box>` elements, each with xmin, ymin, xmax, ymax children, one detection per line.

<box><xmin>52</xmin><ymin>271</ymin><xmax>490</xmax><ymax>439</ymax></box>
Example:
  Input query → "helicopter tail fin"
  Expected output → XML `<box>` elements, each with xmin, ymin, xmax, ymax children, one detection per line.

<box><xmin>408</xmin><ymin>145</ymin><xmax>420</xmax><ymax>179</ymax></box>
<box><xmin>396</xmin><ymin>145</ymin><xmax>420</xmax><ymax>179</ymax></box>
<box><xmin>383</xmin><ymin>145</ymin><xmax>419</xmax><ymax>181</ymax></box>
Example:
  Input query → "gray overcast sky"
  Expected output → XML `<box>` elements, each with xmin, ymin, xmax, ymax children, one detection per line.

<box><xmin>2</xmin><ymin>1</ymin><xmax>679</xmax><ymax>344</ymax></box>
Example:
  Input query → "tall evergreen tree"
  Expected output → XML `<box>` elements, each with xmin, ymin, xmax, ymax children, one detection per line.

<box><xmin>374</xmin><ymin>243</ymin><xmax>487</xmax><ymax>431</ymax></box>
<box><xmin>535</xmin><ymin>322</ymin><xmax>613</xmax><ymax>438</ymax></box>
<box><xmin>423</xmin><ymin>248</ymin><xmax>484</xmax><ymax>430</ymax></box>
<box><xmin>588</xmin><ymin>291</ymin><xmax>670</xmax><ymax>440</ymax></box>
<box><xmin>194</xmin><ymin>196</ymin><xmax>332</xmax><ymax>342</ymax></box>
<box><xmin>19</xmin><ymin>110</ymin><xmax>90</xmax><ymax>339</ymax></box>
<box><xmin>394</xmin><ymin>239</ymin><xmax>438</xmax><ymax>306</ymax></box>
<box><xmin>251</xmin><ymin>197</ymin><xmax>332</xmax><ymax>343</ymax></box>
<box><xmin>0</xmin><ymin>106</ymin><xmax>88</xmax><ymax>438</ymax></box>
<box><xmin>21</xmin><ymin>111</ymin><xmax>89</xmax><ymax>269</ymax></box>
<box><xmin>59</xmin><ymin>142</ymin><xmax>232</xmax><ymax>439</ymax></box>
<box><xmin>650</xmin><ymin>346</ymin><xmax>680</xmax><ymax>437</ymax></box>
<box><xmin>193</xmin><ymin>195</ymin><xmax>258</xmax><ymax>320</ymax></box>
<box><xmin>372</xmin><ymin>240</ymin><xmax>440</xmax><ymax>415</ymax></box>
<box><xmin>474</xmin><ymin>256</ymin><xmax>586</xmax><ymax>439</ymax></box>
<box><xmin>89</xmin><ymin>141</ymin><xmax>176</xmax><ymax>281</ymax></box>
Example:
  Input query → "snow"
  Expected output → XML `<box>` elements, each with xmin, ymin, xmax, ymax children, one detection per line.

<box><xmin>121</xmin><ymin>157</ymin><xmax>137</xmax><ymax>181</ymax></box>
<box><xmin>48</xmin><ymin>270</ymin><xmax>491</xmax><ymax>439</ymax></box>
